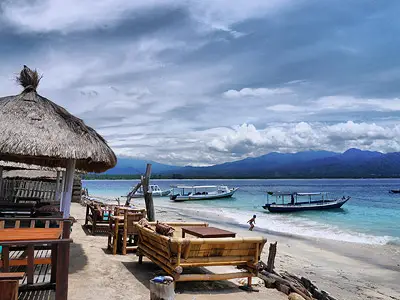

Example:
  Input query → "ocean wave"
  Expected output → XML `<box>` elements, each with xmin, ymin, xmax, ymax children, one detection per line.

<box><xmin>162</xmin><ymin>204</ymin><xmax>399</xmax><ymax>246</ymax></box>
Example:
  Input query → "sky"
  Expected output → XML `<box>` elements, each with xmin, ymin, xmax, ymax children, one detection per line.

<box><xmin>1</xmin><ymin>0</ymin><xmax>400</xmax><ymax>166</ymax></box>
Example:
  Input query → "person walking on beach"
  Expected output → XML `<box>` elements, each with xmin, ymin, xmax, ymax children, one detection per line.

<box><xmin>247</xmin><ymin>215</ymin><xmax>256</xmax><ymax>231</ymax></box>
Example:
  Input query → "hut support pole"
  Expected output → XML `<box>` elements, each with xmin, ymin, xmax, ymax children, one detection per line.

<box><xmin>0</xmin><ymin>167</ymin><xmax>3</xmax><ymax>199</ymax></box>
<box><xmin>62</xmin><ymin>160</ymin><xmax>76</xmax><ymax>218</ymax></box>
<box><xmin>55</xmin><ymin>170</ymin><xmax>61</xmax><ymax>202</ymax></box>
<box><xmin>60</xmin><ymin>171</ymin><xmax>66</xmax><ymax>212</ymax></box>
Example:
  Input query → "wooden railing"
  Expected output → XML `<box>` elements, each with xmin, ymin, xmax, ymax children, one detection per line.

<box><xmin>0</xmin><ymin>219</ymin><xmax>72</xmax><ymax>300</ymax></box>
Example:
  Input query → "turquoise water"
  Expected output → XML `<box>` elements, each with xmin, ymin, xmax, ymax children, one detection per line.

<box><xmin>82</xmin><ymin>179</ymin><xmax>400</xmax><ymax>245</ymax></box>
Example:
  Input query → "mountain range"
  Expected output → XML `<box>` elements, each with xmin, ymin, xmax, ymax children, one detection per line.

<box><xmin>103</xmin><ymin>149</ymin><xmax>400</xmax><ymax>178</ymax></box>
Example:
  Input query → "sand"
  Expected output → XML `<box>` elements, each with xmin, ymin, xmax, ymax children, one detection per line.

<box><xmin>68</xmin><ymin>202</ymin><xmax>400</xmax><ymax>300</ymax></box>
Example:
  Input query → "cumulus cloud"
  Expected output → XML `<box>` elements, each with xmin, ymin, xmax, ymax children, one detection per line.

<box><xmin>223</xmin><ymin>87</ymin><xmax>293</xmax><ymax>98</ymax></box>
<box><xmin>206</xmin><ymin>121</ymin><xmax>400</xmax><ymax>159</ymax></box>
<box><xmin>0</xmin><ymin>0</ymin><xmax>400</xmax><ymax>166</ymax></box>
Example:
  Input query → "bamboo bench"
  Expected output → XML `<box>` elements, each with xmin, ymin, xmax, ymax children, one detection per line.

<box><xmin>136</xmin><ymin>222</ymin><xmax>266</xmax><ymax>286</ymax></box>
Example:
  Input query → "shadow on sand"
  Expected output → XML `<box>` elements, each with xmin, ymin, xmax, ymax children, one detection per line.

<box><xmin>69</xmin><ymin>241</ymin><xmax>88</xmax><ymax>274</ymax></box>
<box><xmin>122</xmin><ymin>260</ymin><xmax>244</xmax><ymax>295</ymax></box>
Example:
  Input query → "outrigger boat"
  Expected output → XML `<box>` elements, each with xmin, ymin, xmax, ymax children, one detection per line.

<box><xmin>127</xmin><ymin>184</ymin><xmax>172</xmax><ymax>198</ymax></box>
<box><xmin>262</xmin><ymin>192</ymin><xmax>350</xmax><ymax>213</ymax></box>
<box><xmin>389</xmin><ymin>189</ymin><xmax>400</xmax><ymax>194</ymax></box>
<box><xmin>170</xmin><ymin>185</ymin><xmax>238</xmax><ymax>201</ymax></box>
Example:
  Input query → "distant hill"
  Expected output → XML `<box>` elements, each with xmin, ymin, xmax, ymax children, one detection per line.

<box><xmin>96</xmin><ymin>149</ymin><xmax>400</xmax><ymax>179</ymax></box>
<box><xmin>161</xmin><ymin>149</ymin><xmax>400</xmax><ymax>178</ymax></box>
<box><xmin>104</xmin><ymin>157</ymin><xmax>179</xmax><ymax>175</ymax></box>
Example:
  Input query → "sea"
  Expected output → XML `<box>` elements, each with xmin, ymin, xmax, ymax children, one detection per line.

<box><xmin>82</xmin><ymin>179</ymin><xmax>400</xmax><ymax>246</ymax></box>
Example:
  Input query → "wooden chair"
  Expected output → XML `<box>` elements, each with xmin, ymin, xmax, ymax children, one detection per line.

<box><xmin>0</xmin><ymin>273</ymin><xmax>25</xmax><ymax>300</ymax></box>
<box><xmin>107</xmin><ymin>209</ymin><xmax>146</xmax><ymax>255</ymax></box>
<box><xmin>84</xmin><ymin>202</ymin><xmax>114</xmax><ymax>235</ymax></box>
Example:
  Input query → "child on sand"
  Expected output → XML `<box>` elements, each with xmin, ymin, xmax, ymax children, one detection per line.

<box><xmin>247</xmin><ymin>215</ymin><xmax>256</xmax><ymax>231</ymax></box>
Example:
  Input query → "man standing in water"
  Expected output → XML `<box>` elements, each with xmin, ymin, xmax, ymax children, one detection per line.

<box><xmin>247</xmin><ymin>215</ymin><xmax>256</xmax><ymax>231</ymax></box>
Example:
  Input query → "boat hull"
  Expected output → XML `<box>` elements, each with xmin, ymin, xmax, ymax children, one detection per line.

<box><xmin>390</xmin><ymin>189</ymin><xmax>400</xmax><ymax>194</ymax></box>
<box><xmin>263</xmin><ymin>198</ymin><xmax>349</xmax><ymax>213</ymax></box>
<box><xmin>171</xmin><ymin>189</ymin><xmax>237</xmax><ymax>202</ymax></box>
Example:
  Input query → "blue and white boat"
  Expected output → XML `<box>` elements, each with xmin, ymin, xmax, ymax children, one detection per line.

<box><xmin>170</xmin><ymin>185</ymin><xmax>238</xmax><ymax>201</ymax></box>
<box><xmin>262</xmin><ymin>191</ymin><xmax>350</xmax><ymax>213</ymax></box>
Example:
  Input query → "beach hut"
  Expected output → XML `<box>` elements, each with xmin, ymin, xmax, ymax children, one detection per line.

<box><xmin>0</xmin><ymin>66</ymin><xmax>116</xmax><ymax>217</ymax></box>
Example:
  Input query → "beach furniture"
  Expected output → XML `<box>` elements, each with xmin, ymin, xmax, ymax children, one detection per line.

<box><xmin>0</xmin><ymin>272</ymin><xmax>24</xmax><ymax>300</ymax></box>
<box><xmin>108</xmin><ymin>208</ymin><xmax>146</xmax><ymax>255</ymax></box>
<box><xmin>84</xmin><ymin>201</ymin><xmax>115</xmax><ymax>235</ymax></box>
<box><xmin>0</xmin><ymin>218</ymin><xmax>72</xmax><ymax>300</ymax></box>
<box><xmin>136</xmin><ymin>222</ymin><xmax>266</xmax><ymax>287</ymax></box>
<box><xmin>181</xmin><ymin>226</ymin><xmax>236</xmax><ymax>238</ymax></box>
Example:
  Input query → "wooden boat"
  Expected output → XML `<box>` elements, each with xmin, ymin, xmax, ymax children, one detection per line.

<box><xmin>262</xmin><ymin>192</ymin><xmax>350</xmax><ymax>213</ymax></box>
<box><xmin>389</xmin><ymin>189</ymin><xmax>400</xmax><ymax>194</ymax></box>
<box><xmin>128</xmin><ymin>184</ymin><xmax>172</xmax><ymax>198</ymax></box>
<box><xmin>170</xmin><ymin>185</ymin><xmax>238</xmax><ymax>201</ymax></box>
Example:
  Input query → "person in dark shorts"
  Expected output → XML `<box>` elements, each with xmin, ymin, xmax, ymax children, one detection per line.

<box><xmin>247</xmin><ymin>215</ymin><xmax>256</xmax><ymax>231</ymax></box>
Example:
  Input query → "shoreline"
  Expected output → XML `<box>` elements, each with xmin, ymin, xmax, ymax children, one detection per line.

<box><xmin>153</xmin><ymin>204</ymin><xmax>400</xmax><ymax>300</ymax></box>
<box><xmin>77</xmin><ymin>196</ymin><xmax>400</xmax><ymax>299</ymax></box>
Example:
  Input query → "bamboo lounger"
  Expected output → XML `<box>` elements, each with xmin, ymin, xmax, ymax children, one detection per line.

<box><xmin>136</xmin><ymin>222</ymin><xmax>266</xmax><ymax>286</ymax></box>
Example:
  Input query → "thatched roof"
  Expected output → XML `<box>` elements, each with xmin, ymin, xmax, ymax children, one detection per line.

<box><xmin>4</xmin><ymin>170</ymin><xmax>59</xmax><ymax>180</ymax></box>
<box><xmin>0</xmin><ymin>66</ymin><xmax>117</xmax><ymax>173</ymax></box>
<box><xmin>0</xmin><ymin>160</ymin><xmax>64</xmax><ymax>171</ymax></box>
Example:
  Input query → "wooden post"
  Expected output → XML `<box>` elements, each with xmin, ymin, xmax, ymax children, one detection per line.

<box><xmin>55</xmin><ymin>170</ymin><xmax>61</xmax><ymax>202</ymax></box>
<box><xmin>60</xmin><ymin>171</ymin><xmax>66</xmax><ymax>212</ymax></box>
<box><xmin>56</xmin><ymin>221</ymin><xmax>71</xmax><ymax>300</ymax></box>
<box><xmin>62</xmin><ymin>160</ymin><xmax>76</xmax><ymax>218</ymax></box>
<box><xmin>0</xmin><ymin>166</ymin><xmax>3</xmax><ymax>199</ymax></box>
<box><xmin>141</xmin><ymin>164</ymin><xmax>155</xmax><ymax>221</ymax></box>
<box><xmin>267</xmin><ymin>242</ymin><xmax>277</xmax><ymax>273</ymax></box>
<box><xmin>125</xmin><ymin>181</ymin><xmax>142</xmax><ymax>206</ymax></box>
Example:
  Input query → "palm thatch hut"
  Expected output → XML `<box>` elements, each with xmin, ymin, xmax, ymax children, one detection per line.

<box><xmin>0</xmin><ymin>66</ymin><xmax>116</xmax><ymax>217</ymax></box>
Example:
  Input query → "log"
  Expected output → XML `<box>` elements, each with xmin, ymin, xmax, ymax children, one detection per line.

<box><xmin>267</xmin><ymin>241</ymin><xmax>277</xmax><ymax>272</ymax></box>
<box><xmin>150</xmin><ymin>279</ymin><xmax>175</xmax><ymax>300</ymax></box>
<box><xmin>260</xmin><ymin>271</ymin><xmax>313</xmax><ymax>300</ymax></box>
<box><xmin>276</xmin><ymin>283</ymin><xmax>290</xmax><ymax>295</ymax></box>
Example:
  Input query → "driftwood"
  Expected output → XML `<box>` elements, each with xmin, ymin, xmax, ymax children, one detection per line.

<box><xmin>267</xmin><ymin>241</ymin><xmax>277</xmax><ymax>272</ymax></box>
<box><xmin>141</xmin><ymin>164</ymin><xmax>155</xmax><ymax>221</ymax></box>
<box><xmin>257</xmin><ymin>242</ymin><xmax>337</xmax><ymax>300</ymax></box>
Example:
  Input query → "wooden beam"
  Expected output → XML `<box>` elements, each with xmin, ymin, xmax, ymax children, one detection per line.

<box><xmin>141</xmin><ymin>164</ymin><xmax>155</xmax><ymax>221</ymax></box>
<box><xmin>177</xmin><ymin>272</ymin><xmax>253</xmax><ymax>282</ymax></box>
<box><xmin>125</xmin><ymin>181</ymin><xmax>142</xmax><ymax>206</ymax></box>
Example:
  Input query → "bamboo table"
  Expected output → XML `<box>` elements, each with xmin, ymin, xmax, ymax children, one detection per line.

<box><xmin>181</xmin><ymin>226</ymin><xmax>236</xmax><ymax>238</ymax></box>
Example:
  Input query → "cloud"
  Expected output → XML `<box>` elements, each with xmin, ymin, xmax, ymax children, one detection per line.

<box><xmin>223</xmin><ymin>87</ymin><xmax>293</xmax><ymax>98</ymax></box>
<box><xmin>1</xmin><ymin>0</ymin><xmax>400</xmax><ymax>166</ymax></box>
<box><xmin>206</xmin><ymin>121</ymin><xmax>400</xmax><ymax>159</ymax></box>
<box><xmin>0</xmin><ymin>0</ymin><xmax>292</xmax><ymax>34</ymax></box>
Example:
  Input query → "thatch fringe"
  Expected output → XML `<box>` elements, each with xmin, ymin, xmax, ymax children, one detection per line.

<box><xmin>16</xmin><ymin>65</ymin><xmax>42</xmax><ymax>92</ymax></box>
<box><xmin>0</xmin><ymin>66</ymin><xmax>117</xmax><ymax>173</ymax></box>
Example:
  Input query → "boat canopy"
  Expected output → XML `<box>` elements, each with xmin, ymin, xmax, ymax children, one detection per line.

<box><xmin>267</xmin><ymin>191</ymin><xmax>294</xmax><ymax>196</ymax></box>
<box><xmin>296</xmin><ymin>192</ymin><xmax>324</xmax><ymax>196</ymax></box>
<box><xmin>171</xmin><ymin>185</ymin><xmax>217</xmax><ymax>189</ymax></box>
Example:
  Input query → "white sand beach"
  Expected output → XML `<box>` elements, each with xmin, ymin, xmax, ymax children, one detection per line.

<box><xmin>68</xmin><ymin>202</ymin><xmax>400</xmax><ymax>300</ymax></box>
